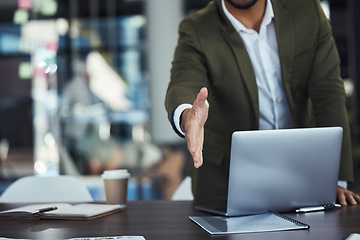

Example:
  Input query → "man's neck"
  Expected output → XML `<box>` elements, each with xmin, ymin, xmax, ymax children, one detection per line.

<box><xmin>224</xmin><ymin>0</ymin><xmax>267</xmax><ymax>32</ymax></box>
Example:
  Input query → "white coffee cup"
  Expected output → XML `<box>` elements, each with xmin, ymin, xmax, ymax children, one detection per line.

<box><xmin>101</xmin><ymin>169</ymin><xmax>130</xmax><ymax>205</ymax></box>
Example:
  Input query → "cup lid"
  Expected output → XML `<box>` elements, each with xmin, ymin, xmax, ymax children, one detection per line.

<box><xmin>101</xmin><ymin>169</ymin><xmax>130</xmax><ymax>179</ymax></box>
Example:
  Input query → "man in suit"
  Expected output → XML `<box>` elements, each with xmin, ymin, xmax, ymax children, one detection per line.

<box><xmin>165</xmin><ymin>0</ymin><xmax>360</xmax><ymax>205</ymax></box>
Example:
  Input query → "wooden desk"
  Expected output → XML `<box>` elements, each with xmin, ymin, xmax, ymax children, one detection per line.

<box><xmin>0</xmin><ymin>201</ymin><xmax>359</xmax><ymax>240</ymax></box>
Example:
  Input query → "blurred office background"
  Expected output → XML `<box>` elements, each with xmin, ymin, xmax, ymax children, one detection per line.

<box><xmin>0</xmin><ymin>0</ymin><xmax>359</xmax><ymax>201</ymax></box>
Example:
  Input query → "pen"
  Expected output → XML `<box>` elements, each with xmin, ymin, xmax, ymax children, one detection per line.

<box><xmin>295</xmin><ymin>204</ymin><xmax>341</xmax><ymax>213</ymax></box>
<box><xmin>32</xmin><ymin>206</ymin><xmax>58</xmax><ymax>215</ymax></box>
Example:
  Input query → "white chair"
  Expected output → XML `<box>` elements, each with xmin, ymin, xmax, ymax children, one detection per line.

<box><xmin>171</xmin><ymin>176</ymin><xmax>194</xmax><ymax>200</ymax></box>
<box><xmin>0</xmin><ymin>175</ymin><xmax>93</xmax><ymax>203</ymax></box>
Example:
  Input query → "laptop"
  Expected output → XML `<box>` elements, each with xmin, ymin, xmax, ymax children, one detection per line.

<box><xmin>196</xmin><ymin>127</ymin><xmax>343</xmax><ymax>217</ymax></box>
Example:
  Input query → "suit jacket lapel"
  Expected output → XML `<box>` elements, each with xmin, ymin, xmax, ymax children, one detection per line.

<box><xmin>215</xmin><ymin>0</ymin><xmax>296</xmax><ymax>126</ymax></box>
<box><xmin>216</xmin><ymin>0</ymin><xmax>260</xmax><ymax>126</ymax></box>
<box><xmin>272</xmin><ymin>0</ymin><xmax>295</xmax><ymax>115</ymax></box>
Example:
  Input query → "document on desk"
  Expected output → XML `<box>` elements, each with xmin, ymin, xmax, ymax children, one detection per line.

<box><xmin>0</xmin><ymin>236</ymin><xmax>145</xmax><ymax>240</ymax></box>
<box><xmin>346</xmin><ymin>233</ymin><xmax>360</xmax><ymax>240</ymax></box>
<box><xmin>69</xmin><ymin>237</ymin><xmax>145</xmax><ymax>240</ymax></box>
<box><xmin>190</xmin><ymin>212</ymin><xmax>310</xmax><ymax>235</ymax></box>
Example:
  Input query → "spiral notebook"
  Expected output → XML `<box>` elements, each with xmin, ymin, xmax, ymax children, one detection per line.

<box><xmin>190</xmin><ymin>212</ymin><xmax>309</xmax><ymax>235</ymax></box>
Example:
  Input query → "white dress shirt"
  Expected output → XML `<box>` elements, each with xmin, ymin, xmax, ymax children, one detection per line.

<box><xmin>222</xmin><ymin>0</ymin><xmax>294</xmax><ymax>130</ymax></box>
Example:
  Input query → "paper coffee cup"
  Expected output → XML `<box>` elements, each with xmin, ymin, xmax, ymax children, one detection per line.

<box><xmin>102</xmin><ymin>169</ymin><xmax>130</xmax><ymax>205</ymax></box>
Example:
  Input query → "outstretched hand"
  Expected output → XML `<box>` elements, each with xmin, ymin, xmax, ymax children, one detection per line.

<box><xmin>181</xmin><ymin>87</ymin><xmax>209</xmax><ymax>168</ymax></box>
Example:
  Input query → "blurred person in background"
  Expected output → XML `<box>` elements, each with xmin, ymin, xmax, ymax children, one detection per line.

<box><xmin>61</xmin><ymin>60</ymin><xmax>123</xmax><ymax>175</ymax></box>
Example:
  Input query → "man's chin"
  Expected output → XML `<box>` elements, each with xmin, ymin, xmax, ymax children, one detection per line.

<box><xmin>226</xmin><ymin>0</ymin><xmax>258</xmax><ymax>10</ymax></box>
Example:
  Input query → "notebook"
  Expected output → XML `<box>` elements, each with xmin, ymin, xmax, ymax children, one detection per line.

<box><xmin>190</xmin><ymin>212</ymin><xmax>310</xmax><ymax>235</ymax></box>
<box><xmin>196</xmin><ymin>127</ymin><xmax>343</xmax><ymax>216</ymax></box>
<box><xmin>0</xmin><ymin>203</ymin><xmax>124</xmax><ymax>220</ymax></box>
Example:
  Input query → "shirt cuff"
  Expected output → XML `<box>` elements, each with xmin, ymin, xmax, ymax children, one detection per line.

<box><xmin>337</xmin><ymin>180</ymin><xmax>348</xmax><ymax>189</ymax></box>
<box><xmin>173</xmin><ymin>104</ymin><xmax>193</xmax><ymax>137</ymax></box>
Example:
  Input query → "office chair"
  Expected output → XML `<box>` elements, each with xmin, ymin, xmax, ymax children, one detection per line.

<box><xmin>0</xmin><ymin>175</ymin><xmax>93</xmax><ymax>203</ymax></box>
<box><xmin>171</xmin><ymin>176</ymin><xmax>194</xmax><ymax>201</ymax></box>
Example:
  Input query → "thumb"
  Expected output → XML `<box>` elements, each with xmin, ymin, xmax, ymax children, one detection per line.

<box><xmin>194</xmin><ymin>87</ymin><xmax>208</xmax><ymax>109</ymax></box>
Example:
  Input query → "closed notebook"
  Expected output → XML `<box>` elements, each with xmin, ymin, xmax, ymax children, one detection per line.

<box><xmin>0</xmin><ymin>203</ymin><xmax>124</xmax><ymax>220</ymax></box>
<box><xmin>190</xmin><ymin>212</ymin><xmax>309</xmax><ymax>235</ymax></box>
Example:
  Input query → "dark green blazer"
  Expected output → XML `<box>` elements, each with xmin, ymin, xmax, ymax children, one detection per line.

<box><xmin>165</xmin><ymin>0</ymin><xmax>353</xmax><ymax>204</ymax></box>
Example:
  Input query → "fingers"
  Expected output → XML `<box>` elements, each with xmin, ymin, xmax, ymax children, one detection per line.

<box><xmin>184</xmin><ymin>87</ymin><xmax>209</xmax><ymax>169</ymax></box>
<box><xmin>337</xmin><ymin>187</ymin><xmax>348</xmax><ymax>205</ymax></box>
<box><xmin>194</xmin><ymin>127</ymin><xmax>204</xmax><ymax>168</ymax></box>
<box><xmin>337</xmin><ymin>187</ymin><xmax>360</xmax><ymax>206</ymax></box>
<box><xmin>337</xmin><ymin>190</ymin><xmax>347</xmax><ymax>206</ymax></box>
<box><xmin>186</xmin><ymin>125</ymin><xmax>204</xmax><ymax>168</ymax></box>
<box><xmin>355</xmin><ymin>193</ymin><xmax>360</xmax><ymax>204</ymax></box>
<box><xmin>346</xmin><ymin>191</ymin><xmax>360</xmax><ymax>205</ymax></box>
<box><xmin>193</xmin><ymin>146</ymin><xmax>203</xmax><ymax>169</ymax></box>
